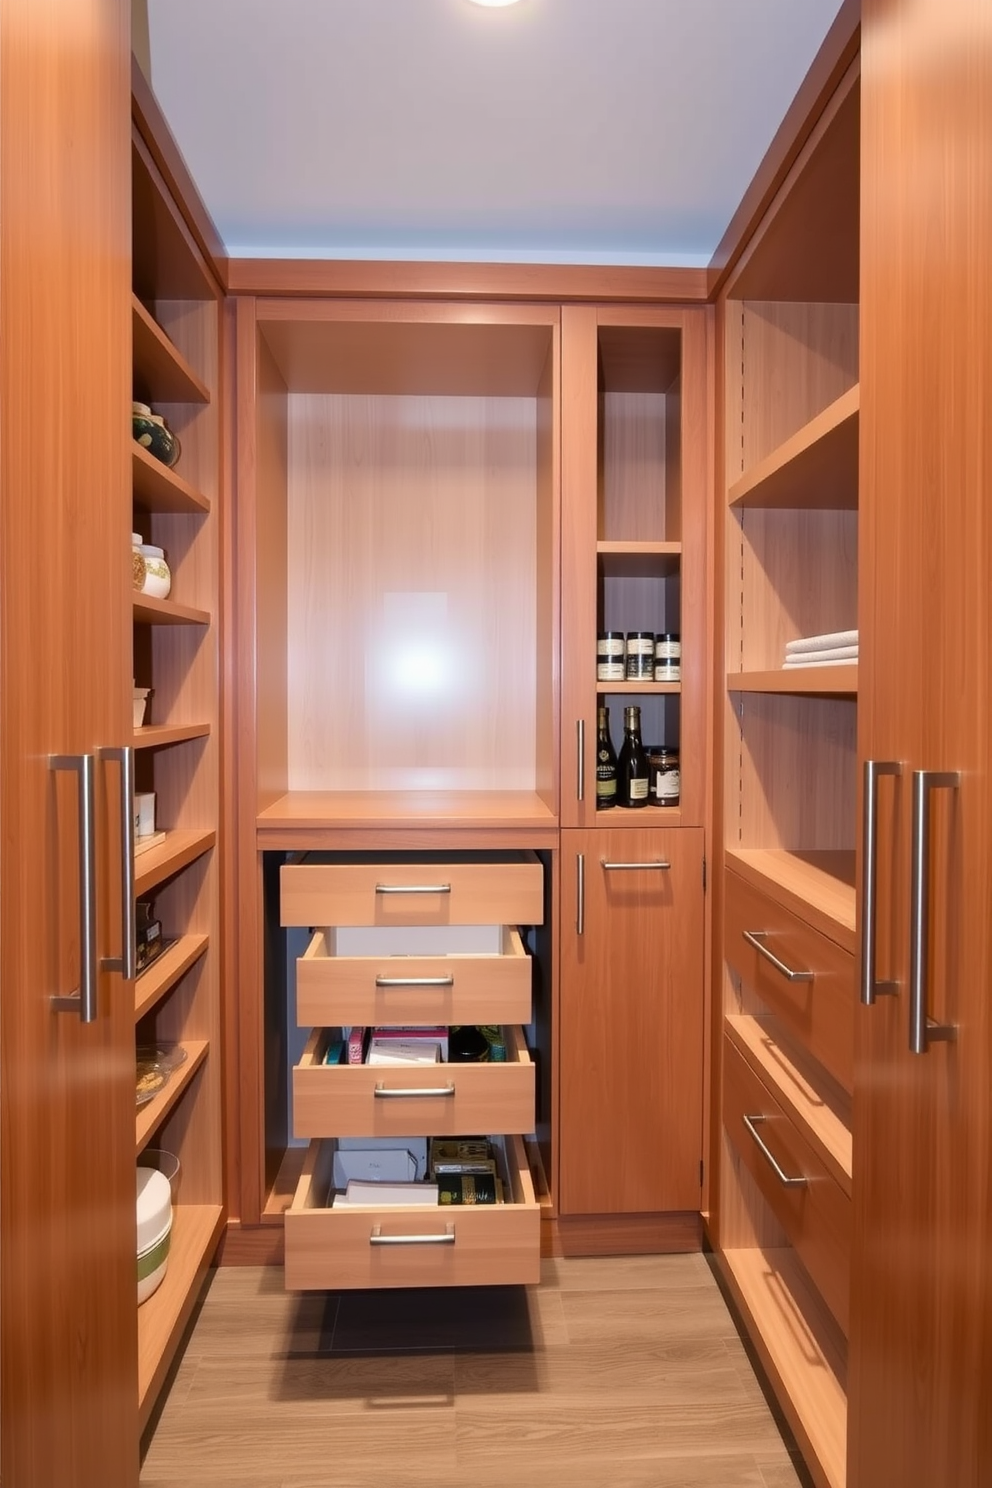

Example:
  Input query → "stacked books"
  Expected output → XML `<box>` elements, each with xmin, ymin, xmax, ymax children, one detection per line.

<box><xmin>783</xmin><ymin>628</ymin><xmax>858</xmax><ymax>668</ymax></box>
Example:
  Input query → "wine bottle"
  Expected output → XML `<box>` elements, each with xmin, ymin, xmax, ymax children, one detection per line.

<box><xmin>595</xmin><ymin>705</ymin><xmax>618</xmax><ymax>809</ymax></box>
<box><xmin>617</xmin><ymin>704</ymin><xmax>649</xmax><ymax>808</ymax></box>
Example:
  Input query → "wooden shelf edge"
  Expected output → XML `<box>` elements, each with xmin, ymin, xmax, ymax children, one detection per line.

<box><xmin>725</xmin><ymin>1015</ymin><xmax>852</xmax><ymax>1194</ymax></box>
<box><xmin>727</xmin><ymin>666</ymin><xmax>857</xmax><ymax>697</ymax></box>
<box><xmin>132</xmin><ymin>590</ymin><xmax>211</xmax><ymax>627</ymax></box>
<box><xmin>724</xmin><ymin>848</ymin><xmax>856</xmax><ymax>951</ymax></box>
<box><xmin>717</xmin><ymin>1247</ymin><xmax>847</xmax><ymax>1488</ymax></box>
<box><xmin>136</xmin><ymin>1039</ymin><xmax>208</xmax><ymax>1153</ymax></box>
<box><xmin>134</xmin><ymin>722</ymin><xmax>211</xmax><ymax>749</ymax></box>
<box><xmin>132</xmin><ymin>294</ymin><xmax>211</xmax><ymax>404</ymax></box>
<box><xmin>728</xmin><ymin>385</ymin><xmax>860</xmax><ymax>510</ymax></box>
<box><xmin>131</xmin><ymin>443</ymin><xmax>210</xmax><ymax>515</ymax></box>
<box><xmin>137</xmin><ymin>1203</ymin><xmax>224</xmax><ymax>1432</ymax></box>
<box><xmin>135</xmin><ymin>933</ymin><xmax>210</xmax><ymax>1021</ymax></box>
<box><xmin>263</xmin><ymin>1145</ymin><xmax>307</xmax><ymax>1220</ymax></box>
<box><xmin>134</xmin><ymin>828</ymin><xmax>216</xmax><ymax>896</ymax></box>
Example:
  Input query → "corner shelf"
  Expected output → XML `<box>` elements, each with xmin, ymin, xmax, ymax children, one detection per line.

<box><xmin>728</xmin><ymin>386</ymin><xmax>859</xmax><ymax>510</ymax></box>
<box><xmin>132</xmin><ymin>443</ymin><xmax>210</xmax><ymax>515</ymax></box>
<box><xmin>134</xmin><ymin>933</ymin><xmax>210</xmax><ymax>1021</ymax></box>
<box><xmin>133</xmin><ymin>592</ymin><xmax>211</xmax><ymax>627</ymax></box>
<box><xmin>134</xmin><ymin>828</ymin><xmax>216</xmax><ymax>897</ymax></box>
<box><xmin>134</xmin><ymin>722</ymin><xmax>211</xmax><ymax>749</ymax></box>
<box><xmin>728</xmin><ymin>666</ymin><xmax>857</xmax><ymax>697</ymax></box>
<box><xmin>136</xmin><ymin>1039</ymin><xmax>208</xmax><ymax>1154</ymax></box>
<box><xmin>132</xmin><ymin>294</ymin><xmax>211</xmax><ymax>405</ymax></box>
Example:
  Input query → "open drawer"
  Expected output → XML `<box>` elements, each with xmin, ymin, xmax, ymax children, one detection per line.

<box><xmin>284</xmin><ymin>1133</ymin><xmax>541</xmax><ymax>1289</ymax></box>
<box><xmin>292</xmin><ymin>1025</ymin><xmax>536</xmax><ymax>1138</ymax></box>
<box><xmin>296</xmin><ymin>924</ymin><xmax>533</xmax><ymax>1028</ymax></box>
<box><xmin>280</xmin><ymin>850</ymin><xmax>544</xmax><ymax>929</ymax></box>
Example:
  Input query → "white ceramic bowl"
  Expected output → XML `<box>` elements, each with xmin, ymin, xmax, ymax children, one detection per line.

<box><xmin>137</xmin><ymin>1166</ymin><xmax>172</xmax><ymax>1305</ymax></box>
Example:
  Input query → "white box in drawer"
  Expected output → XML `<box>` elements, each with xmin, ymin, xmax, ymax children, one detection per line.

<box><xmin>285</xmin><ymin>1134</ymin><xmax>540</xmax><ymax>1289</ymax></box>
<box><xmin>296</xmin><ymin>924</ymin><xmax>532</xmax><ymax>1028</ymax></box>
<box><xmin>292</xmin><ymin>1025</ymin><xmax>535</xmax><ymax>1139</ymax></box>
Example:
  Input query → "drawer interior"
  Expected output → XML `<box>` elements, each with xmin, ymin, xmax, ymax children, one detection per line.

<box><xmin>328</xmin><ymin>924</ymin><xmax>508</xmax><ymax>955</ymax></box>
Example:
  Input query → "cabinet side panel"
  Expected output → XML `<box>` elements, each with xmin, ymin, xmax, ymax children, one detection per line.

<box><xmin>741</xmin><ymin>302</ymin><xmax>859</xmax><ymax>468</ymax></box>
<box><xmin>256</xmin><ymin>334</ymin><xmax>290</xmax><ymax>805</ymax></box>
<box><xmin>732</xmin><ymin>694</ymin><xmax>857</xmax><ymax>851</ymax></box>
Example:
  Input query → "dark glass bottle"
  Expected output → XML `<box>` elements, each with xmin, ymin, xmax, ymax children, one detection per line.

<box><xmin>595</xmin><ymin>705</ymin><xmax>618</xmax><ymax>809</ymax></box>
<box><xmin>617</xmin><ymin>704</ymin><xmax>649</xmax><ymax>808</ymax></box>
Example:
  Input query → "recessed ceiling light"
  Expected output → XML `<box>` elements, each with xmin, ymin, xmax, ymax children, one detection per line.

<box><xmin>466</xmin><ymin>1</ymin><xmax>524</xmax><ymax>7</ymax></box>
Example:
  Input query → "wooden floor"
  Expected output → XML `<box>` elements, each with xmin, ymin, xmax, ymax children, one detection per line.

<box><xmin>140</xmin><ymin>1254</ymin><xmax>810</xmax><ymax>1488</ymax></box>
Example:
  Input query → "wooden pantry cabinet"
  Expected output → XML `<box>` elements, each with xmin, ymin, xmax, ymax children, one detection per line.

<box><xmin>714</xmin><ymin>50</ymin><xmax>860</xmax><ymax>1488</ymax></box>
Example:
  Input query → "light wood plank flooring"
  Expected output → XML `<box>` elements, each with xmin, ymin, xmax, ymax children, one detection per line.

<box><xmin>140</xmin><ymin>1254</ymin><xmax>810</xmax><ymax>1488</ymax></box>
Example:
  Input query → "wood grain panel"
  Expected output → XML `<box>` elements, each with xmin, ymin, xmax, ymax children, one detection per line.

<box><xmin>0</xmin><ymin>1</ymin><xmax>136</xmax><ymax>1482</ymax></box>
<box><xmin>849</xmin><ymin>3</ymin><xmax>992</xmax><ymax>1484</ymax></box>
<box><xmin>280</xmin><ymin>850</ymin><xmax>543</xmax><ymax>927</ymax></box>
<box><xmin>558</xmin><ymin>828</ymin><xmax>705</xmax><ymax>1216</ymax></box>
<box><xmin>284</xmin><ymin>390</ymin><xmax>541</xmax><ymax>792</ymax></box>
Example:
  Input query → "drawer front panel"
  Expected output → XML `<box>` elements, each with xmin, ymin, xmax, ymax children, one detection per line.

<box><xmin>293</xmin><ymin>1027</ymin><xmax>535</xmax><ymax>1139</ymax></box>
<box><xmin>281</xmin><ymin>855</ymin><xmax>544</xmax><ymax>928</ymax></box>
<box><xmin>296</xmin><ymin>925</ymin><xmax>532</xmax><ymax>1028</ymax></box>
<box><xmin>724</xmin><ymin>869</ymin><xmax>854</xmax><ymax>1092</ymax></box>
<box><xmin>285</xmin><ymin>1135</ymin><xmax>540</xmax><ymax>1289</ymax></box>
<box><xmin>723</xmin><ymin>1034</ymin><xmax>850</xmax><ymax>1334</ymax></box>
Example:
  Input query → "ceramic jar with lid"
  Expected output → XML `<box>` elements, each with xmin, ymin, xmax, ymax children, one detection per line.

<box><xmin>137</xmin><ymin>544</ymin><xmax>171</xmax><ymax>600</ymax></box>
<box><xmin>132</xmin><ymin>532</ymin><xmax>146</xmax><ymax>590</ymax></box>
<box><xmin>132</xmin><ymin>401</ymin><xmax>181</xmax><ymax>468</ymax></box>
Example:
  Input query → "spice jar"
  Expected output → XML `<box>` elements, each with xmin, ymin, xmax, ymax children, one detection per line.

<box><xmin>596</xmin><ymin>631</ymin><xmax>625</xmax><ymax>682</ymax></box>
<box><xmin>654</xmin><ymin>633</ymin><xmax>681</xmax><ymax>682</ymax></box>
<box><xmin>138</xmin><ymin>545</ymin><xmax>171</xmax><ymax>600</ymax></box>
<box><xmin>648</xmin><ymin>746</ymin><xmax>680</xmax><ymax>806</ymax></box>
<box><xmin>625</xmin><ymin>631</ymin><xmax>655</xmax><ymax>680</ymax></box>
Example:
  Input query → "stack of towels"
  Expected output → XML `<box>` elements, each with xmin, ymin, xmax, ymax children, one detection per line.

<box><xmin>783</xmin><ymin>628</ymin><xmax>858</xmax><ymax>668</ymax></box>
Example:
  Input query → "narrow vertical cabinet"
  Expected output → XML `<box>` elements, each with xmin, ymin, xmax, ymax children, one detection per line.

<box><xmin>130</xmin><ymin>120</ymin><xmax>224</xmax><ymax>1427</ymax></box>
<box><xmin>715</xmin><ymin>57</ymin><xmax>860</xmax><ymax>1488</ymax></box>
<box><xmin>556</xmin><ymin>307</ymin><xmax>709</xmax><ymax>1251</ymax></box>
<box><xmin>558</xmin><ymin>828</ymin><xmax>704</xmax><ymax>1246</ymax></box>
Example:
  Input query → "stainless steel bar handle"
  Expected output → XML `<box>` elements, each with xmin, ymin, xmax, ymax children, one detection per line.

<box><xmin>909</xmin><ymin>769</ymin><xmax>960</xmax><ymax>1054</ymax></box>
<box><xmin>860</xmin><ymin>759</ymin><xmax>903</xmax><ymax>1005</ymax></box>
<box><xmin>373</xmin><ymin>1083</ymin><xmax>457</xmax><ymax>1099</ymax></box>
<box><xmin>100</xmin><ymin>746</ymin><xmax>136</xmax><ymax>980</ymax></box>
<box><xmin>576</xmin><ymin>718</ymin><xmax>585</xmax><ymax>802</ymax></box>
<box><xmin>743</xmin><ymin>1114</ymin><xmax>807</xmax><ymax>1188</ymax></box>
<box><xmin>742</xmin><ymin>930</ymin><xmax>813</xmax><ymax>984</ymax></box>
<box><xmin>577</xmin><ymin>852</ymin><xmax>585</xmax><ymax>937</ymax></box>
<box><xmin>370</xmin><ymin>1226</ymin><xmax>455</xmax><ymax>1247</ymax></box>
<box><xmin>375</xmin><ymin>883</ymin><xmax>451</xmax><ymax>895</ymax></box>
<box><xmin>50</xmin><ymin>753</ymin><xmax>98</xmax><ymax>1022</ymax></box>
<box><xmin>601</xmin><ymin>860</ymin><xmax>671</xmax><ymax>871</ymax></box>
<box><xmin>374</xmin><ymin>975</ymin><xmax>455</xmax><ymax>988</ymax></box>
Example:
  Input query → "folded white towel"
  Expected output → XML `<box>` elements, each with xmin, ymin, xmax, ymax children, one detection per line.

<box><xmin>785</xmin><ymin>629</ymin><xmax>859</xmax><ymax>656</ymax></box>
<box><xmin>783</xmin><ymin>653</ymin><xmax>858</xmax><ymax>668</ymax></box>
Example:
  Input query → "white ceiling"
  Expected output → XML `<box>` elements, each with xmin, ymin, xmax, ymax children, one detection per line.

<box><xmin>145</xmin><ymin>0</ymin><xmax>845</xmax><ymax>266</ymax></box>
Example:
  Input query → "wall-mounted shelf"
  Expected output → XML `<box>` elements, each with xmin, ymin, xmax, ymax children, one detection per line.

<box><xmin>133</xmin><ymin>593</ymin><xmax>210</xmax><ymax>627</ymax></box>
<box><xmin>134</xmin><ymin>828</ymin><xmax>215</xmax><ymax>897</ymax></box>
<box><xmin>135</xmin><ymin>1040</ymin><xmax>208</xmax><ymax>1154</ymax></box>
<box><xmin>134</xmin><ymin>934</ymin><xmax>210</xmax><ymax>1022</ymax></box>
<box><xmin>131</xmin><ymin>444</ymin><xmax>210</xmax><ymax>515</ymax></box>
<box><xmin>132</xmin><ymin>294</ymin><xmax>211</xmax><ymax>405</ymax></box>
<box><xmin>134</xmin><ymin>722</ymin><xmax>211</xmax><ymax>749</ymax></box>
<box><xmin>728</xmin><ymin>386</ymin><xmax>859</xmax><ymax>510</ymax></box>
<box><xmin>727</xmin><ymin>667</ymin><xmax>857</xmax><ymax>696</ymax></box>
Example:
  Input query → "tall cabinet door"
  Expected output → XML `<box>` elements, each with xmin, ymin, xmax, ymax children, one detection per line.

<box><xmin>0</xmin><ymin>2</ymin><xmax>136</xmax><ymax>1485</ymax></box>
<box><xmin>558</xmin><ymin>828</ymin><xmax>704</xmax><ymax>1217</ymax></box>
<box><xmin>850</xmin><ymin>2</ymin><xmax>992</xmax><ymax>1483</ymax></box>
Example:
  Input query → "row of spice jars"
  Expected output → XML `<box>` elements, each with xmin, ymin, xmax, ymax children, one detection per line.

<box><xmin>132</xmin><ymin>533</ymin><xmax>172</xmax><ymax>599</ymax></box>
<box><xmin>597</xmin><ymin>631</ymin><xmax>680</xmax><ymax>682</ymax></box>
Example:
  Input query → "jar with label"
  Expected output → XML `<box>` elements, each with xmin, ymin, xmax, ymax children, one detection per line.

<box><xmin>648</xmin><ymin>746</ymin><xmax>680</xmax><ymax>806</ymax></box>
<box><xmin>132</xmin><ymin>532</ymin><xmax>146</xmax><ymax>591</ymax></box>
<box><xmin>654</xmin><ymin>633</ymin><xmax>681</xmax><ymax>682</ymax></box>
<box><xmin>138</xmin><ymin>545</ymin><xmax>172</xmax><ymax>600</ymax></box>
<box><xmin>596</xmin><ymin>631</ymin><xmax>625</xmax><ymax>682</ymax></box>
<box><xmin>625</xmin><ymin>631</ymin><xmax>655</xmax><ymax>680</ymax></box>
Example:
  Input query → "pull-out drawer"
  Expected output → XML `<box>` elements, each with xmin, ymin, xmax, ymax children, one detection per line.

<box><xmin>724</xmin><ymin>869</ymin><xmax>854</xmax><ymax>1093</ymax></box>
<box><xmin>296</xmin><ymin>924</ymin><xmax>532</xmax><ymax>1028</ymax></box>
<box><xmin>285</xmin><ymin>1133</ymin><xmax>540</xmax><ymax>1289</ymax></box>
<box><xmin>281</xmin><ymin>851</ymin><xmax>544</xmax><ymax>929</ymax></box>
<box><xmin>293</xmin><ymin>1025</ymin><xmax>535</xmax><ymax>1139</ymax></box>
<box><xmin>723</xmin><ymin>1034</ymin><xmax>850</xmax><ymax>1335</ymax></box>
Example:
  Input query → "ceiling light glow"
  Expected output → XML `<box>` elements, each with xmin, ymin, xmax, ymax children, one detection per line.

<box><xmin>466</xmin><ymin>1</ymin><xmax>524</xmax><ymax>7</ymax></box>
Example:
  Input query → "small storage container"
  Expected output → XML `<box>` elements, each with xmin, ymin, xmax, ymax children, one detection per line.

<box><xmin>136</xmin><ymin>1165</ymin><xmax>172</xmax><ymax>1305</ymax></box>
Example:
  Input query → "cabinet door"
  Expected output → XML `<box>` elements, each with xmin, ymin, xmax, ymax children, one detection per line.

<box><xmin>558</xmin><ymin>828</ymin><xmax>704</xmax><ymax>1214</ymax></box>
<box><xmin>850</xmin><ymin>4</ymin><xmax>992</xmax><ymax>1484</ymax></box>
<box><xmin>0</xmin><ymin>2</ymin><xmax>136</xmax><ymax>1484</ymax></box>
